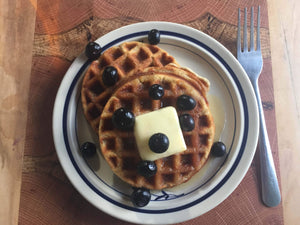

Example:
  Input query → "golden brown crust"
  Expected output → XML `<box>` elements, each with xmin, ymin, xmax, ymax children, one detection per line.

<box><xmin>99</xmin><ymin>67</ymin><xmax>215</xmax><ymax>190</ymax></box>
<box><xmin>81</xmin><ymin>41</ymin><xmax>179</xmax><ymax>133</ymax></box>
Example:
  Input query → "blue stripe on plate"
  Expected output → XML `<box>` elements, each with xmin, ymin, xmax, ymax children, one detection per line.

<box><xmin>62</xmin><ymin>30</ymin><xmax>249</xmax><ymax>214</ymax></box>
<box><xmin>75</xmin><ymin>41</ymin><xmax>237</xmax><ymax>199</ymax></box>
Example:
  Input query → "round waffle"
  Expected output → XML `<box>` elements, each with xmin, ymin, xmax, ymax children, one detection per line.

<box><xmin>81</xmin><ymin>41</ymin><xmax>179</xmax><ymax>133</ymax></box>
<box><xmin>99</xmin><ymin>67</ymin><xmax>215</xmax><ymax>190</ymax></box>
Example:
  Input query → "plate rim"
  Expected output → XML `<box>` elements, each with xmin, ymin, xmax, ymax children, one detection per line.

<box><xmin>53</xmin><ymin>21</ymin><xmax>259</xmax><ymax>224</ymax></box>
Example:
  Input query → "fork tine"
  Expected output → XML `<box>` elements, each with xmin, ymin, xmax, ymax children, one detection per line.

<box><xmin>250</xmin><ymin>7</ymin><xmax>254</xmax><ymax>51</ymax></box>
<box><xmin>237</xmin><ymin>8</ymin><xmax>241</xmax><ymax>53</ymax></box>
<box><xmin>257</xmin><ymin>6</ymin><xmax>261</xmax><ymax>50</ymax></box>
<box><xmin>243</xmin><ymin>7</ymin><xmax>248</xmax><ymax>51</ymax></box>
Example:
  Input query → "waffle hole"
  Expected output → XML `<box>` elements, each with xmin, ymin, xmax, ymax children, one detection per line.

<box><xmin>145</xmin><ymin>176</ymin><xmax>155</xmax><ymax>186</ymax></box>
<box><xmin>181</xmin><ymin>154</ymin><xmax>193</xmax><ymax>166</ymax></box>
<box><xmin>109</xmin><ymin>156</ymin><xmax>118</xmax><ymax>168</ymax></box>
<box><xmin>105</xmin><ymin>138</ymin><xmax>116</xmax><ymax>150</ymax></box>
<box><xmin>141</xmin><ymin>81</ymin><xmax>151</xmax><ymax>91</ymax></box>
<box><xmin>148</xmin><ymin>62</ymin><xmax>155</xmax><ymax>67</ymax></box>
<box><xmin>122</xmin><ymin>99</ymin><xmax>133</xmax><ymax>111</ymax></box>
<box><xmin>126</xmin><ymin>43</ymin><xmax>137</xmax><ymax>51</ymax></box>
<box><xmin>163</xmin><ymin>174</ymin><xmax>175</xmax><ymax>183</ymax></box>
<box><xmin>161</xmin><ymin>97</ymin><xmax>174</xmax><ymax>107</ymax></box>
<box><xmin>184</xmin><ymin>135</ymin><xmax>193</xmax><ymax>147</ymax></box>
<box><xmin>199</xmin><ymin>134</ymin><xmax>209</xmax><ymax>146</ymax></box>
<box><xmin>101</xmin><ymin>118</ymin><xmax>114</xmax><ymax>131</ymax></box>
<box><xmin>140</xmin><ymin>98</ymin><xmax>152</xmax><ymax>110</ymax></box>
<box><xmin>122</xmin><ymin>137</ymin><xmax>137</xmax><ymax>151</ymax></box>
<box><xmin>88</xmin><ymin>106</ymin><xmax>101</xmax><ymax>119</ymax></box>
<box><xmin>163</xmin><ymin>155</ymin><xmax>174</xmax><ymax>168</ymax></box>
<box><xmin>112</xmin><ymin>48</ymin><xmax>123</xmax><ymax>60</ymax></box>
<box><xmin>89</xmin><ymin>80</ymin><xmax>104</xmax><ymax>95</ymax></box>
<box><xmin>162</xmin><ymin>81</ymin><xmax>171</xmax><ymax>90</ymax></box>
<box><xmin>87</xmin><ymin>71</ymin><xmax>95</xmax><ymax>80</ymax></box>
<box><xmin>199</xmin><ymin>152</ymin><xmax>204</xmax><ymax>159</ymax></box>
<box><xmin>161</xmin><ymin>53</ymin><xmax>174</xmax><ymax>66</ymax></box>
<box><xmin>121</xmin><ymin>58</ymin><xmax>135</xmax><ymax>73</ymax></box>
<box><xmin>199</xmin><ymin>115</ymin><xmax>210</xmax><ymax>127</ymax></box>
<box><xmin>99</xmin><ymin>95</ymin><xmax>109</xmax><ymax>107</ymax></box>
<box><xmin>137</xmin><ymin>48</ymin><xmax>149</xmax><ymax>62</ymax></box>
<box><xmin>99</xmin><ymin>58</ymin><xmax>110</xmax><ymax>68</ymax></box>
<box><xmin>84</xmin><ymin>94</ymin><xmax>92</xmax><ymax>104</ymax></box>
<box><xmin>122</xmin><ymin>158</ymin><xmax>137</xmax><ymax>170</ymax></box>
<box><xmin>149</xmin><ymin>45</ymin><xmax>159</xmax><ymax>54</ymax></box>
<box><xmin>108</xmin><ymin>102</ymin><xmax>116</xmax><ymax>113</ymax></box>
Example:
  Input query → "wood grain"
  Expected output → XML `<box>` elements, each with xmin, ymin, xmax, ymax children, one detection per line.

<box><xmin>34</xmin><ymin>0</ymin><xmax>269</xmax><ymax>35</ymax></box>
<box><xmin>267</xmin><ymin>0</ymin><xmax>300</xmax><ymax>224</ymax></box>
<box><xmin>0</xmin><ymin>0</ymin><xmax>36</xmax><ymax>225</ymax></box>
<box><xmin>15</xmin><ymin>0</ymin><xmax>285</xmax><ymax>224</ymax></box>
<box><xmin>33</xmin><ymin>14</ymin><xmax>271</xmax><ymax>62</ymax></box>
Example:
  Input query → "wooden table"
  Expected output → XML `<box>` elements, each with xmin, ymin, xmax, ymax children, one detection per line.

<box><xmin>0</xmin><ymin>0</ymin><xmax>299</xmax><ymax>224</ymax></box>
<box><xmin>268</xmin><ymin>1</ymin><xmax>300</xmax><ymax>224</ymax></box>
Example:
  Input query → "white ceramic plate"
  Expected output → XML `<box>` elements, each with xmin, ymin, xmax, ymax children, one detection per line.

<box><xmin>53</xmin><ymin>22</ymin><xmax>259</xmax><ymax>224</ymax></box>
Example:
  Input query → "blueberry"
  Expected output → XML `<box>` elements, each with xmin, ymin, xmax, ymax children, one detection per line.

<box><xmin>85</xmin><ymin>42</ymin><xmax>102</xmax><ymax>60</ymax></box>
<box><xmin>149</xmin><ymin>84</ymin><xmax>164</xmax><ymax>99</ymax></box>
<box><xmin>131</xmin><ymin>188</ymin><xmax>151</xmax><ymax>207</ymax></box>
<box><xmin>211</xmin><ymin>141</ymin><xmax>226</xmax><ymax>157</ymax></box>
<box><xmin>80</xmin><ymin>142</ymin><xmax>96</xmax><ymax>158</ymax></box>
<box><xmin>148</xmin><ymin>133</ymin><xmax>169</xmax><ymax>153</ymax></box>
<box><xmin>177</xmin><ymin>95</ymin><xmax>196</xmax><ymax>111</ymax></box>
<box><xmin>112</xmin><ymin>108</ymin><xmax>135</xmax><ymax>130</ymax></box>
<box><xmin>137</xmin><ymin>161</ymin><xmax>157</xmax><ymax>177</ymax></box>
<box><xmin>102</xmin><ymin>66</ymin><xmax>119</xmax><ymax>86</ymax></box>
<box><xmin>148</xmin><ymin>29</ymin><xmax>160</xmax><ymax>45</ymax></box>
<box><xmin>179</xmin><ymin>114</ymin><xmax>195</xmax><ymax>131</ymax></box>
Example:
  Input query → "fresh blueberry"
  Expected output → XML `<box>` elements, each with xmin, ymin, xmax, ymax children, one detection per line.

<box><xmin>102</xmin><ymin>66</ymin><xmax>119</xmax><ymax>86</ymax></box>
<box><xmin>85</xmin><ymin>42</ymin><xmax>102</xmax><ymax>60</ymax></box>
<box><xmin>179</xmin><ymin>114</ymin><xmax>195</xmax><ymax>131</ymax></box>
<box><xmin>148</xmin><ymin>133</ymin><xmax>169</xmax><ymax>153</ymax></box>
<box><xmin>176</xmin><ymin>95</ymin><xmax>196</xmax><ymax>111</ymax></box>
<box><xmin>112</xmin><ymin>108</ymin><xmax>135</xmax><ymax>130</ymax></box>
<box><xmin>131</xmin><ymin>188</ymin><xmax>151</xmax><ymax>207</ymax></box>
<box><xmin>80</xmin><ymin>142</ymin><xmax>96</xmax><ymax>158</ymax></box>
<box><xmin>148</xmin><ymin>29</ymin><xmax>160</xmax><ymax>45</ymax></box>
<box><xmin>137</xmin><ymin>161</ymin><xmax>157</xmax><ymax>177</ymax></box>
<box><xmin>211</xmin><ymin>142</ymin><xmax>226</xmax><ymax>157</ymax></box>
<box><xmin>149</xmin><ymin>84</ymin><xmax>164</xmax><ymax>99</ymax></box>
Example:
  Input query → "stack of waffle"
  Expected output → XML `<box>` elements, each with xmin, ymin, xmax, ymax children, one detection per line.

<box><xmin>81</xmin><ymin>41</ymin><xmax>215</xmax><ymax>190</ymax></box>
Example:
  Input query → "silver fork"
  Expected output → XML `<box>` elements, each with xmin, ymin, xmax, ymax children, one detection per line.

<box><xmin>237</xmin><ymin>6</ymin><xmax>281</xmax><ymax>207</ymax></box>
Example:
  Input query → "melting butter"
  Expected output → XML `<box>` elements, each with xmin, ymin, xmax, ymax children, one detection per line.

<box><xmin>134</xmin><ymin>106</ymin><xmax>187</xmax><ymax>161</ymax></box>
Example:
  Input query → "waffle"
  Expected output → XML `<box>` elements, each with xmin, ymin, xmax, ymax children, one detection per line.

<box><xmin>99</xmin><ymin>67</ymin><xmax>215</xmax><ymax>190</ymax></box>
<box><xmin>81</xmin><ymin>41</ymin><xmax>179</xmax><ymax>133</ymax></box>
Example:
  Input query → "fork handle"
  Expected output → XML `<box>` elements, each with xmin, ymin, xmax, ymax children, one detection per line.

<box><xmin>252</xmin><ymin>80</ymin><xmax>281</xmax><ymax>207</ymax></box>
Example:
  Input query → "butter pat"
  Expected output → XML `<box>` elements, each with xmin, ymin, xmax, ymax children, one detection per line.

<box><xmin>134</xmin><ymin>106</ymin><xmax>187</xmax><ymax>161</ymax></box>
